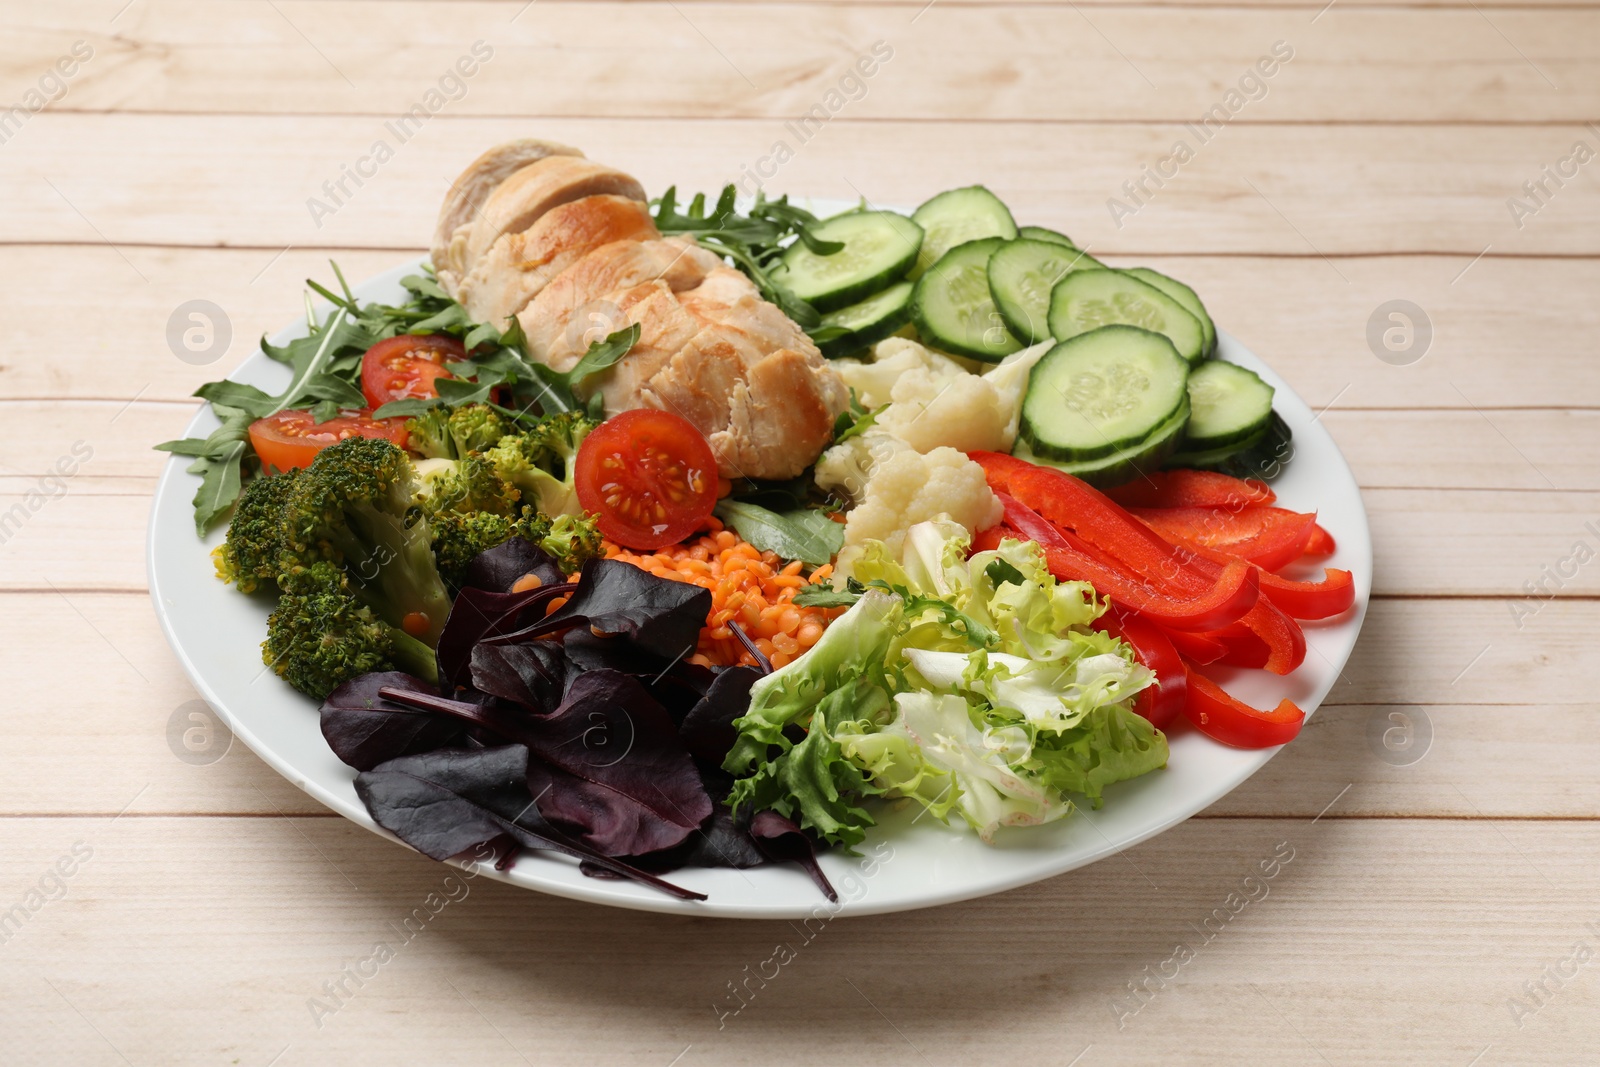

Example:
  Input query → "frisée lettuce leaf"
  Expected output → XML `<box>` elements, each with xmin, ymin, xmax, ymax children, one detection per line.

<box><xmin>726</xmin><ymin>520</ymin><xmax>1169</xmax><ymax>845</ymax></box>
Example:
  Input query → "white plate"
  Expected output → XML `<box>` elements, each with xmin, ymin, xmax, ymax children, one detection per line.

<box><xmin>148</xmin><ymin>247</ymin><xmax>1371</xmax><ymax>919</ymax></box>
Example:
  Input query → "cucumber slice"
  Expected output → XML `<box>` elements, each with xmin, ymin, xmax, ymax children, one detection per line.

<box><xmin>910</xmin><ymin>237</ymin><xmax>1024</xmax><ymax>362</ymax></box>
<box><xmin>1047</xmin><ymin>269</ymin><xmax>1206</xmax><ymax>365</ymax></box>
<box><xmin>815</xmin><ymin>281</ymin><xmax>914</xmax><ymax>359</ymax></box>
<box><xmin>768</xmin><ymin>211</ymin><xmax>923</xmax><ymax>312</ymax></box>
<box><xmin>1019</xmin><ymin>325</ymin><xmax>1190</xmax><ymax>462</ymax></box>
<box><xmin>1197</xmin><ymin>411</ymin><xmax>1294</xmax><ymax>481</ymax></box>
<box><xmin>910</xmin><ymin>186</ymin><xmax>1017</xmax><ymax>278</ymax></box>
<box><xmin>1164</xmin><ymin>425</ymin><xmax>1268</xmax><ymax>469</ymax></box>
<box><xmin>988</xmin><ymin>238</ymin><xmax>1105</xmax><ymax>344</ymax></box>
<box><xmin>1017</xmin><ymin>225</ymin><xmax>1077</xmax><ymax>248</ymax></box>
<box><xmin>1018</xmin><ymin>398</ymin><xmax>1191</xmax><ymax>488</ymax></box>
<box><xmin>1124</xmin><ymin>267</ymin><xmax>1216</xmax><ymax>358</ymax></box>
<box><xmin>1014</xmin><ymin>227</ymin><xmax>1107</xmax><ymax>269</ymax></box>
<box><xmin>1183</xmin><ymin>359</ymin><xmax>1274</xmax><ymax>451</ymax></box>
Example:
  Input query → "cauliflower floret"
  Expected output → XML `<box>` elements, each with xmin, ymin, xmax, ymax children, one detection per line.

<box><xmin>835</xmin><ymin>337</ymin><xmax>1051</xmax><ymax>454</ymax></box>
<box><xmin>982</xmin><ymin>339</ymin><xmax>1053</xmax><ymax>444</ymax></box>
<box><xmin>816</xmin><ymin>430</ymin><xmax>1002</xmax><ymax>580</ymax></box>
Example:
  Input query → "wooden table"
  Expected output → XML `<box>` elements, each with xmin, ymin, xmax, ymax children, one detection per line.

<box><xmin>3</xmin><ymin>1</ymin><xmax>1596</xmax><ymax>1063</ymax></box>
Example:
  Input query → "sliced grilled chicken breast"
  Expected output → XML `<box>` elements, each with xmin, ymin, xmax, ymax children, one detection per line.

<box><xmin>518</xmin><ymin>237</ymin><xmax>724</xmax><ymax>367</ymax></box>
<box><xmin>443</xmin><ymin>157</ymin><xmax>647</xmax><ymax>285</ymax></box>
<box><xmin>454</xmin><ymin>195</ymin><xmax>658</xmax><ymax>329</ymax></box>
<box><xmin>573</xmin><ymin>266</ymin><xmax>848</xmax><ymax>480</ymax></box>
<box><xmin>431</xmin><ymin>140</ymin><xmax>850</xmax><ymax>480</ymax></box>
<box><xmin>430</xmin><ymin>138</ymin><xmax>584</xmax><ymax>277</ymax></box>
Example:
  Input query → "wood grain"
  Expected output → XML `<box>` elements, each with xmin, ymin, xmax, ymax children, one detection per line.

<box><xmin>2</xmin><ymin>115</ymin><xmax>1598</xmax><ymax>255</ymax></box>
<box><xmin>0</xmin><ymin>816</ymin><xmax>1593</xmax><ymax>1065</ymax></box>
<box><xmin>12</xmin><ymin>3</ymin><xmax>1599</xmax><ymax>122</ymax></box>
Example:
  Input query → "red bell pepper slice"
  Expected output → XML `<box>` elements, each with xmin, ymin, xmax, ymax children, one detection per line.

<box><xmin>1158</xmin><ymin>535</ymin><xmax>1355</xmax><ymax>620</ymax></box>
<box><xmin>1196</xmin><ymin>598</ymin><xmax>1306</xmax><ymax>675</ymax></box>
<box><xmin>971</xmin><ymin>524</ymin><xmax>1008</xmax><ymax>554</ymax></box>
<box><xmin>1182</xmin><ymin>666</ymin><xmax>1305</xmax><ymax>748</ymax></box>
<box><xmin>969</xmin><ymin>450</ymin><xmax>1038</xmax><ymax>495</ymax></box>
<box><xmin>1164</xmin><ymin>627</ymin><xmax>1230</xmax><ymax>665</ymax></box>
<box><xmin>1304</xmin><ymin>523</ymin><xmax>1337</xmax><ymax>556</ymax></box>
<box><xmin>1131</xmin><ymin>505</ymin><xmax>1319</xmax><ymax>574</ymax></box>
<box><xmin>998</xmin><ymin>493</ymin><xmax>1259</xmax><ymax>632</ymax></box>
<box><xmin>1105</xmin><ymin>470</ymin><xmax>1276</xmax><ymax>510</ymax></box>
<box><xmin>973</xmin><ymin>453</ymin><xmax>1224</xmax><ymax>595</ymax></box>
<box><xmin>1094</xmin><ymin>608</ymin><xmax>1185</xmax><ymax>728</ymax></box>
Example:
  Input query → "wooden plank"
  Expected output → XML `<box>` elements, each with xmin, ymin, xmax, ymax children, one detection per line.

<box><xmin>0</xmin><ymin>592</ymin><xmax>328</xmax><ymax>817</ymax></box>
<box><xmin>1206</xmin><ymin>704</ymin><xmax>1600</xmax><ymax>818</ymax></box>
<box><xmin>4</xmin><ymin>247</ymin><xmax>1594</xmax><ymax>414</ymax></box>
<box><xmin>14</xmin><ymin>3</ymin><xmax>1599</xmax><ymax>121</ymax></box>
<box><xmin>5</xmin><ymin>485</ymin><xmax>1595</xmax><ymax>600</ymax></box>
<box><xmin>3</xmin><ymin>115</ymin><xmax>1598</xmax><ymax>255</ymax></box>
<box><xmin>388</xmin><ymin>0</ymin><xmax>1600</xmax><ymax>6</ymax></box>
<box><xmin>0</xmin><ymin>815</ymin><xmax>1594</xmax><ymax>1065</ymax></box>
<box><xmin>1326</xmin><ymin>407</ymin><xmax>1596</xmax><ymax>492</ymax></box>
<box><xmin>1</xmin><ymin>592</ymin><xmax>1588</xmax><ymax>816</ymax></box>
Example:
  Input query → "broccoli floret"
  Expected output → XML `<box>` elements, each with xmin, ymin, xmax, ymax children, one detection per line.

<box><xmin>483</xmin><ymin>410</ymin><xmax>597</xmax><ymax>518</ymax></box>
<box><xmin>213</xmin><ymin>467</ymin><xmax>302</xmax><ymax>594</ymax></box>
<box><xmin>405</xmin><ymin>403</ymin><xmax>510</xmax><ymax>460</ymax></box>
<box><xmin>278</xmin><ymin>436</ymin><xmax>453</xmax><ymax>646</ymax></box>
<box><xmin>429</xmin><ymin>506</ymin><xmax>550</xmax><ymax>586</ymax></box>
<box><xmin>263</xmin><ymin>562</ymin><xmax>439</xmax><ymax>698</ymax></box>
<box><xmin>541</xmin><ymin>513</ymin><xmax>603</xmax><ymax>576</ymax></box>
<box><xmin>416</xmin><ymin>454</ymin><xmax>521</xmax><ymax>519</ymax></box>
<box><xmin>430</xmin><ymin>508</ymin><xmax>603</xmax><ymax>586</ymax></box>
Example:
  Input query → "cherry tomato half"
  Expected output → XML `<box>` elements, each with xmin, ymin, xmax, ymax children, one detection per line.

<box><xmin>360</xmin><ymin>334</ymin><xmax>467</xmax><ymax>409</ymax></box>
<box><xmin>575</xmin><ymin>409</ymin><xmax>719</xmax><ymax>550</ymax></box>
<box><xmin>248</xmin><ymin>408</ymin><xmax>409</xmax><ymax>475</ymax></box>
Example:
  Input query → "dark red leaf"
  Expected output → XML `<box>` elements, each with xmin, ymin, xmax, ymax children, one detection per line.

<box><xmin>535</xmin><ymin>558</ymin><xmax>710</xmax><ymax>661</ymax></box>
<box><xmin>680</xmin><ymin>666</ymin><xmax>762</xmax><ymax>767</ymax></box>
<box><xmin>355</xmin><ymin>745</ymin><xmax>703</xmax><ymax>900</ymax></box>
<box><xmin>469</xmin><ymin>640</ymin><xmax>566</xmax><ymax>714</ymax></box>
<box><xmin>459</xmin><ymin>537</ymin><xmax>566</xmax><ymax>593</ymax></box>
<box><xmin>436</xmin><ymin>583</ymin><xmax>573</xmax><ymax>690</ymax></box>
<box><xmin>522</xmin><ymin>670</ymin><xmax>713</xmax><ymax>856</ymax></box>
<box><xmin>320</xmin><ymin>671</ymin><xmax>466</xmax><ymax>771</ymax></box>
<box><xmin>750</xmin><ymin>810</ymin><xmax>837</xmax><ymax>902</ymax></box>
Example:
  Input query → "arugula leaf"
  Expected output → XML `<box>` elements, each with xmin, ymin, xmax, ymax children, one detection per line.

<box><xmin>192</xmin><ymin>380</ymin><xmax>276</xmax><ymax>417</ymax></box>
<box><xmin>366</xmin><ymin>397</ymin><xmax>437</xmax><ymax>420</ymax></box>
<box><xmin>188</xmin><ymin>442</ymin><xmax>247</xmax><ymax>536</ymax></box>
<box><xmin>650</xmin><ymin>185</ymin><xmax>837</xmax><ymax>337</ymax></box>
<box><xmin>566</xmin><ymin>322</ymin><xmax>641</xmax><ymax>385</ymax></box>
<box><xmin>714</xmin><ymin>500</ymin><xmax>844</xmax><ymax>567</ymax></box>
<box><xmin>897</xmin><ymin>589</ymin><xmax>999</xmax><ymax>649</ymax></box>
<box><xmin>986</xmin><ymin>557</ymin><xmax>1027</xmax><ymax>588</ymax></box>
<box><xmin>832</xmin><ymin>389</ymin><xmax>883</xmax><ymax>446</ymax></box>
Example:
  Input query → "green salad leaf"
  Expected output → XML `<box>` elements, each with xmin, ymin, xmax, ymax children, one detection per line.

<box><xmin>156</xmin><ymin>263</ymin><xmax>595</xmax><ymax>535</ymax></box>
<box><xmin>726</xmin><ymin>520</ymin><xmax>1169</xmax><ymax>845</ymax></box>
<box><xmin>713</xmin><ymin>499</ymin><xmax>845</xmax><ymax>567</ymax></box>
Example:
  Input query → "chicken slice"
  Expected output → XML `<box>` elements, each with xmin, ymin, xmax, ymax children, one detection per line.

<box><xmin>453</xmin><ymin>195</ymin><xmax>658</xmax><ymax>330</ymax></box>
<box><xmin>444</xmin><ymin>157</ymin><xmax>647</xmax><ymax>287</ymax></box>
<box><xmin>591</xmin><ymin>267</ymin><xmax>849</xmax><ymax>480</ymax></box>
<box><xmin>430</xmin><ymin>138</ymin><xmax>584</xmax><ymax>277</ymax></box>
<box><xmin>714</xmin><ymin>347</ymin><xmax>850</xmax><ymax>480</ymax></box>
<box><xmin>517</xmin><ymin>237</ymin><xmax>723</xmax><ymax>367</ymax></box>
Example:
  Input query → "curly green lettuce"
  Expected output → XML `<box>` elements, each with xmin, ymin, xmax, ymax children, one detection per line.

<box><xmin>725</xmin><ymin>519</ymin><xmax>1169</xmax><ymax>845</ymax></box>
